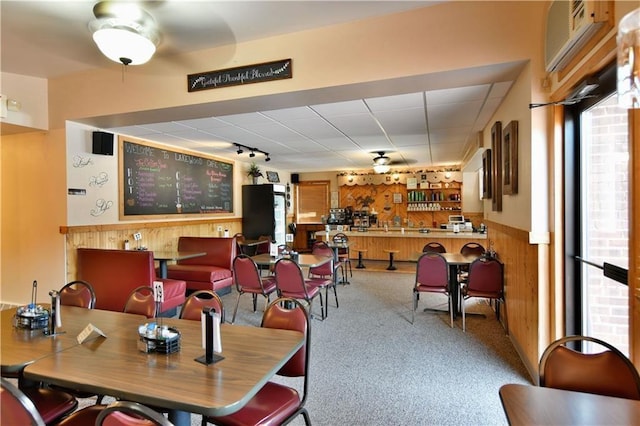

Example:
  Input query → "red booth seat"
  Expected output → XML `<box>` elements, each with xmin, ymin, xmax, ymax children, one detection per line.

<box><xmin>166</xmin><ymin>236</ymin><xmax>236</xmax><ymax>294</ymax></box>
<box><xmin>76</xmin><ymin>248</ymin><xmax>186</xmax><ymax>315</ymax></box>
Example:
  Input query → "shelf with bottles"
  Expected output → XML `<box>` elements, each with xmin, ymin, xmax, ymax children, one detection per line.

<box><xmin>407</xmin><ymin>202</ymin><xmax>462</xmax><ymax>212</ymax></box>
<box><xmin>407</xmin><ymin>189</ymin><xmax>461</xmax><ymax>203</ymax></box>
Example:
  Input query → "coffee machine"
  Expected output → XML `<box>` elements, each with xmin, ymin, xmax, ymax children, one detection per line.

<box><xmin>327</xmin><ymin>208</ymin><xmax>345</xmax><ymax>225</ymax></box>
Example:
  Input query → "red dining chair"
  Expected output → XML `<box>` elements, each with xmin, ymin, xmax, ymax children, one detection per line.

<box><xmin>231</xmin><ymin>254</ymin><xmax>277</xmax><ymax>323</ymax></box>
<box><xmin>308</xmin><ymin>241</ymin><xmax>341</xmax><ymax>313</ymax></box>
<box><xmin>412</xmin><ymin>252</ymin><xmax>452</xmax><ymax>327</ymax></box>
<box><xmin>274</xmin><ymin>258</ymin><xmax>325</xmax><ymax>320</ymax></box>
<box><xmin>539</xmin><ymin>335</ymin><xmax>640</xmax><ymax>400</ymax></box>
<box><xmin>123</xmin><ymin>286</ymin><xmax>157</xmax><ymax>318</ymax></box>
<box><xmin>1</xmin><ymin>377</ymin><xmax>80</xmax><ymax>426</ymax></box>
<box><xmin>59</xmin><ymin>280</ymin><xmax>96</xmax><ymax>309</ymax></box>
<box><xmin>459</xmin><ymin>257</ymin><xmax>505</xmax><ymax>332</ymax></box>
<box><xmin>458</xmin><ymin>242</ymin><xmax>486</xmax><ymax>282</ymax></box>
<box><xmin>422</xmin><ymin>242</ymin><xmax>446</xmax><ymax>253</ymax></box>
<box><xmin>202</xmin><ymin>297</ymin><xmax>311</xmax><ymax>426</ymax></box>
<box><xmin>179</xmin><ymin>290</ymin><xmax>225</xmax><ymax>322</ymax></box>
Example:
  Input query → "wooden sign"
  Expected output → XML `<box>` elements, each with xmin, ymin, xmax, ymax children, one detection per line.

<box><xmin>188</xmin><ymin>59</ymin><xmax>292</xmax><ymax>92</ymax></box>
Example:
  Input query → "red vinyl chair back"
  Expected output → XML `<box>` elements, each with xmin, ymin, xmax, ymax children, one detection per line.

<box><xmin>262</xmin><ymin>298</ymin><xmax>310</xmax><ymax>377</ymax></box>
<box><xmin>539</xmin><ymin>335</ymin><xmax>640</xmax><ymax>400</ymax></box>
<box><xmin>465</xmin><ymin>258</ymin><xmax>503</xmax><ymax>296</ymax></box>
<box><xmin>1</xmin><ymin>378</ymin><xmax>46</xmax><ymax>426</ymax></box>
<box><xmin>309</xmin><ymin>242</ymin><xmax>334</xmax><ymax>277</ymax></box>
<box><xmin>274</xmin><ymin>258</ymin><xmax>309</xmax><ymax>298</ymax></box>
<box><xmin>123</xmin><ymin>286</ymin><xmax>156</xmax><ymax>318</ymax></box>
<box><xmin>234</xmin><ymin>254</ymin><xmax>267</xmax><ymax>293</ymax></box>
<box><xmin>179</xmin><ymin>290</ymin><xmax>225</xmax><ymax>322</ymax></box>
<box><xmin>255</xmin><ymin>235</ymin><xmax>272</xmax><ymax>255</ymax></box>
<box><xmin>60</xmin><ymin>280</ymin><xmax>96</xmax><ymax>309</ymax></box>
<box><xmin>460</xmin><ymin>242</ymin><xmax>485</xmax><ymax>256</ymax></box>
<box><xmin>415</xmin><ymin>253</ymin><xmax>449</xmax><ymax>290</ymax></box>
<box><xmin>422</xmin><ymin>242</ymin><xmax>446</xmax><ymax>253</ymax></box>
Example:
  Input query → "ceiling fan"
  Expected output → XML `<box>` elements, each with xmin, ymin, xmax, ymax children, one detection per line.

<box><xmin>372</xmin><ymin>151</ymin><xmax>392</xmax><ymax>173</ymax></box>
<box><xmin>89</xmin><ymin>1</ymin><xmax>161</xmax><ymax>66</ymax></box>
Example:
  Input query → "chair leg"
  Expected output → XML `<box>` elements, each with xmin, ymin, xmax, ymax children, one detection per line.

<box><xmin>252</xmin><ymin>294</ymin><xmax>258</xmax><ymax>312</ymax></box>
<box><xmin>411</xmin><ymin>291</ymin><xmax>417</xmax><ymax>324</ymax></box>
<box><xmin>448</xmin><ymin>294</ymin><xmax>453</xmax><ymax>328</ymax></box>
<box><xmin>231</xmin><ymin>292</ymin><xmax>242</xmax><ymax>324</ymax></box>
<box><xmin>461</xmin><ymin>296</ymin><xmax>466</xmax><ymax>332</ymax></box>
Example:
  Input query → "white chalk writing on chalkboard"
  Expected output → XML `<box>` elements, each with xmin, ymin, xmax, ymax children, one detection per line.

<box><xmin>121</xmin><ymin>139</ymin><xmax>234</xmax><ymax>216</ymax></box>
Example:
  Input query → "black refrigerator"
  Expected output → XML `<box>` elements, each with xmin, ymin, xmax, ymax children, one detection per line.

<box><xmin>242</xmin><ymin>184</ymin><xmax>287</xmax><ymax>244</ymax></box>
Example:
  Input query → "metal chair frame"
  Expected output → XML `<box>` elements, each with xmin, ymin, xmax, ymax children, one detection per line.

<box><xmin>96</xmin><ymin>401</ymin><xmax>174</xmax><ymax>426</ymax></box>
<box><xmin>60</xmin><ymin>280</ymin><xmax>96</xmax><ymax>309</ymax></box>
<box><xmin>179</xmin><ymin>289</ymin><xmax>225</xmax><ymax>323</ymax></box>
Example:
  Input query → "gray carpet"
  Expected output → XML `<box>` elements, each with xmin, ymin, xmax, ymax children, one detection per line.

<box><xmin>82</xmin><ymin>269</ymin><xmax>532</xmax><ymax>425</ymax></box>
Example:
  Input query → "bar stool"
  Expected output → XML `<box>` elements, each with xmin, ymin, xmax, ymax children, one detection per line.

<box><xmin>354</xmin><ymin>248</ymin><xmax>367</xmax><ymax>269</ymax></box>
<box><xmin>383</xmin><ymin>249</ymin><xmax>399</xmax><ymax>271</ymax></box>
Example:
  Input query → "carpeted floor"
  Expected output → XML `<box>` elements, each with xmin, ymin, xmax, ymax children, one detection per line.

<box><xmin>79</xmin><ymin>267</ymin><xmax>531</xmax><ymax>425</ymax></box>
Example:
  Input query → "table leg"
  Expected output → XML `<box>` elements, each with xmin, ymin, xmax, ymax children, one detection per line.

<box><xmin>159</xmin><ymin>260</ymin><xmax>168</xmax><ymax>279</ymax></box>
<box><xmin>168</xmin><ymin>409</ymin><xmax>191</xmax><ymax>426</ymax></box>
<box><xmin>449</xmin><ymin>264</ymin><xmax>459</xmax><ymax>318</ymax></box>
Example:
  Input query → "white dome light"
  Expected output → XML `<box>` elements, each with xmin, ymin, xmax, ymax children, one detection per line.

<box><xmin>92</xmin><ymin>27</ymin><xmax>157</xmax><ymax>65</ymax></box>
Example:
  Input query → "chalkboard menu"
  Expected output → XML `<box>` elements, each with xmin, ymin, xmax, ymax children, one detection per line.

<box><xmin>120</xmin><ymin>139</ymin><xmax>233</xmax><ymax>217</ymax></box>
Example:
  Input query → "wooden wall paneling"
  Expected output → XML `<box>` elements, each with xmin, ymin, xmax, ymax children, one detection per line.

<box><xmin>485</xmin><ymin>220</ymin><xmax>538</xmax><ymax>382</ymax></box>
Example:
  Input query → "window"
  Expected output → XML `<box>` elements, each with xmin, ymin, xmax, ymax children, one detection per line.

<box><xmin>564</xmin><ymin>64</ymin><xmax>630</xmax><ymax>354</ymax></box>
<box><xmin>295</xmin><ymin>181</ymin><xmax>329</xmax><ymax>224</ymax></box>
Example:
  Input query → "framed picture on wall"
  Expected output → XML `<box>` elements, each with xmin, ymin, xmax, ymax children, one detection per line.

<box><xmin>503</xmin><ymin>120</ymin><xmax>518</xmax><ymax>195</ymax></box>
<box><xmin>482</xmin><ymin>148</ymin><xmax>492</xmax><ymax>199</ymax></box>
<box><xmin>491</xmin><ymin>121</ymin><xmax>502</xmax><ymax>211</ymax></box>
<box><xmin>266</xmin><ymin>171</ymin><xmax>280</xmax><ymax>183</ymax></box>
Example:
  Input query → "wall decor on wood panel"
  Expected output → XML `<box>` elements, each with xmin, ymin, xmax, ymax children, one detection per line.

<box><xmin>502</xmin><ymin>121</ymin><xmax>518</xmax><ymax>195</ymax></box>
<box><xmin>491</xmin><ymin>121</ymin><xmax>502</xmax><ymax>211</ymax></box>
<box><xmin>482</xmin><ymin>148</ymin><xmax>492</xmax><ymax>199</ymax></box>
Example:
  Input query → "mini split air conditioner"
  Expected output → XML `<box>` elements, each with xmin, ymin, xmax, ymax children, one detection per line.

<box><xmin>545</xmin><ymin>0</ymin><xmax>610</xmax><ymax>72</ymax></box>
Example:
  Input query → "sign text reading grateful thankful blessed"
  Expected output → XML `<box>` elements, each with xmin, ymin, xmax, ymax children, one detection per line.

<box><xmin>187</xmin><ymin>59</ymin><xmax>292</xmax><ymax>92</ymax></box>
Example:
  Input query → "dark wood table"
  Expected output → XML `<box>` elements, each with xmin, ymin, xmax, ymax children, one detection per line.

<box><xmin>439</xmin><ymin>252</ymin><xmax>479</xmax><ymax>317</ymax></box>
<box><xmin>238</xmin><ymin>239</ymin><xmax>269</xmax><ymax>256</ymax></box>
<box><xmin>153</xmin><ymin>250</ymin><xmax>206</xmax><ymax>278</ymax></box>
<box><xmin>251</xmin><ymin>253</ymin><xmax>332</xmax><ymax>268</ymax></box>
<box><xmin>24</xmin><ymin>316</ymin><xmax>304</xmax><ymax>426</ymax></box>
<box><xmin>1</xmin><ymin>306</ymin><xmax>145</xmax><ymax>375</ymax></box>
<box><xmin>499</xmin><ymin>383</ymin><xmax>640</xmax><ymax>425</ymax></box>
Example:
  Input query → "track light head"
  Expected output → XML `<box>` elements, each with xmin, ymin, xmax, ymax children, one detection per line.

<box><xmin>236</xmin><ymin>147</ymin><xmax>243</xmax><ymax>154</ymax></box>
<box><xmin>249</xmin><ymin>151</ymin><xmax>256</xmax><ymax>158</ymax></box>
<box><xmin>265</xmin><ymin>155</ymin><xmax>271</xmax><ymax>162</ymax></box>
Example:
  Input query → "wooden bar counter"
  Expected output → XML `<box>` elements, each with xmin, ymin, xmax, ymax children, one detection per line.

<box><xmin>315</xmin><ymin>229</ymin><xmax>487</xmax><ymax>262</ymax></box>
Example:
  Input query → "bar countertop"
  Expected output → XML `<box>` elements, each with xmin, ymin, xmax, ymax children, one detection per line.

<box><xmin>315</xmin><ymin>229</ymin><xmax>487</xmax><ymax>239</ymax></box>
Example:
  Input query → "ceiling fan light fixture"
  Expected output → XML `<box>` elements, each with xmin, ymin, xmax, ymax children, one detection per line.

<box><xmin>92</xmin><ymin>26</ymin><xmax>157</xmax><ymax>65</ymax></box>
<box><xmin>373</xmin><ymin>164</ymin><xmax>391</xmax><ymax>174</ymax></box>
<box><xmin>90</xmin><ymin>2</ymin><xmax>159</xmax><ymax>66</ymax></box>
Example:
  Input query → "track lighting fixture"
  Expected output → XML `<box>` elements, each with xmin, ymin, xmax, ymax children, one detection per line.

<box><xmin>233</xmin><ymin>143</ymin><xmax>271</xmax><ymax>162</ymax></box>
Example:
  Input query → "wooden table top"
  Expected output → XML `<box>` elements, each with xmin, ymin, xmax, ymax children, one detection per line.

<box><xmin>1</xmin><ymin>306</ymin><xmax>145</xmax><ymax>374</ymax></box>
<box><xmin>251</xmin><ymin>253</ymin><xmax>331</xmax><ymax>268</ymax></box>
<box><xmin>24</xmin><ymin>316</ymin><xmax>304</xmax><ymax>418</ymax></box>
<box><xmin>499</xmin><ymin>383</ymin><xmax>640</xmax><ymax>425</ymax></box>
<box><xmin>152</xmin><ymin>251</ymin><xmax>207</xmax><ymax>262</ymax></box>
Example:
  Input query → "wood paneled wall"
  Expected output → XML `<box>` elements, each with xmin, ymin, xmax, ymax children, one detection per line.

<box><xmin>63</xmin><ymin>218</ymin><xmax>241</xmax><ymax>281</ymax></box>
<box><xmin>486</xmin><ymin>219</ymin><xmax>540</xmax><ymax>381</ymax></box>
